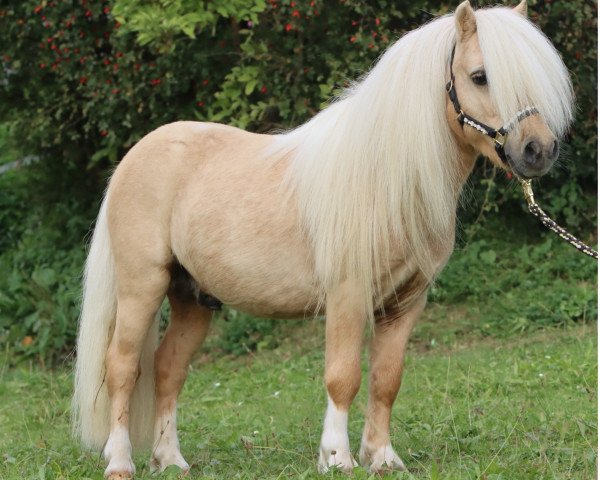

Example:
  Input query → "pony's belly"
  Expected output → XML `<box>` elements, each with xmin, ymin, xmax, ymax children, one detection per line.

<box><xmin>188</xmin><ymin>251</ymin><xmax>320</xmax><ymax>319</ymax></box>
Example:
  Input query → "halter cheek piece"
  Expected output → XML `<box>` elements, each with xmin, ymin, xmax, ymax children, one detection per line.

<box><xmin>445</xmin><ymin>45</ymin><xmax>539</xmax><ymax>165</ymax></box>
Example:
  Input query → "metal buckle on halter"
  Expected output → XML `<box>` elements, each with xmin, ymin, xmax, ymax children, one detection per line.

<box><xmin>494</xmin><ymin>131</ymin><xmax>506</xmax><ymax>147</ymax></box>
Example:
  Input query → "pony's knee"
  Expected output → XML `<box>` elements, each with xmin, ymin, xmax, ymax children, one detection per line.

<box><xmin>325</xmin><ymin>363</ymin><xmax>361</xmax><ymax>408</ymax></box>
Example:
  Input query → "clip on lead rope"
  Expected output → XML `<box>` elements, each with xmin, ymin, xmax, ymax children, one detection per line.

<box><xmin>519</xmin><ymin>179</ymin><xmax>598</xmax><ymax>260</ymax></box>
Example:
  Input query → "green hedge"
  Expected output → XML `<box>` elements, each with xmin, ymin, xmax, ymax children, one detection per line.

<box><xmin>0</xmin><ymin>1</ymin><xmax>596</xmax><ymax>223</ymax></box>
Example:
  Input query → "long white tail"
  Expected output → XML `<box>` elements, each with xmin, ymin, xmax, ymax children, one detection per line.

<box><xmin>72</xmin><ymin>195</ymin><xmax>158</xmax><ymax>450</ymax></box>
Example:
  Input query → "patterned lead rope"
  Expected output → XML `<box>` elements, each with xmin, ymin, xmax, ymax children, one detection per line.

<box><xmin>519</xmin><ymin>179</ymin><xmax>598</xmax><ymax>260</ymax></box>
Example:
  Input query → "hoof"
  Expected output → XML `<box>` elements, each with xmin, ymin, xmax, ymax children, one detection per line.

<box><xmin>150</xmin><ymin>452</ymin><xmax>190</xmax><ymax>474</ymax></box>
<box><xmin>106</xmin><ymin>472</ymin><xmax>134</xmax><ymax>480</ymax></box>
<box><xmin>318</xmin><ymin>448</ymin><xmax>358</xmax><ymax>474</ymax></box>
<box><xmin>359</xmin><ymin>442</ymin><xmax>406</xmax><ymax>473</ymax></box>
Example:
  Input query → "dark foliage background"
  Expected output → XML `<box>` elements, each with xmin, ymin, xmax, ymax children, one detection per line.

<box><xmin>0</xmin><ymin>0</ymin><xmax>596</xmax><ymax>365</ymax></box>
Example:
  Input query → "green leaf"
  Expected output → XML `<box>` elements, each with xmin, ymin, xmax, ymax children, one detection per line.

<box><xmin>31</xmin><ymin>268</ymin><xmax>57</xmax><ymax>289</ymax></box>
<box><xmin>244</xmin><ymin>79</ymin><xmax>257</xmax><ymax>96</ymax></box>
<box><xmin>480</xmin><ymin>250</ymin><xmax>497</xmax><ymax>264</ymax></box>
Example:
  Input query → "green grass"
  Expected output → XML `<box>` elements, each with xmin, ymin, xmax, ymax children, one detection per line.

<box><xmin>0</xmin><ymin>315</ymin><xmax>596</xmax><ymax>479</ymax></box>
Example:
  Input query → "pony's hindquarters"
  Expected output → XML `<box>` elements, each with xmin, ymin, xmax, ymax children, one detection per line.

<box><xmin>72</xmin><ymin>196</ymin><xmax>158</xmax><ymax>451</ymax></box>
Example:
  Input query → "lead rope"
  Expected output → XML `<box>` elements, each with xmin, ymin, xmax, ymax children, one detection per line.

<box><xmin>519</xmin><ymin>179</ymin><xmax>598</xmax><ymax>259</ymax></box>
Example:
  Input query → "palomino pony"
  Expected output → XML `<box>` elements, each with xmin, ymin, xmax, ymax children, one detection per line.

<box><xmin>73</xmin><ymin>1</ymin><xmax>574</xmax><ymax>477</ymax></box>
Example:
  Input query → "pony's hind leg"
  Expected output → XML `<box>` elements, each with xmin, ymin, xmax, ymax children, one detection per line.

<box><xmin>151</xmin><ymin>268</ymin><xmax>212</xmax><ymax>473</ymax></box>
<box><xmin>359</xmin><ymin>294</ymin><xmax>426</xmax><ymax>473</ymax></box>
<box><xmin>104</xmin><ymin>270</ymin><xmax>170</xmax><ymax>479</ymax></box>
<box><xmin>319</xmin><ymin>282</ymin><xmax>367</xmax><ymax>473</ymax></box>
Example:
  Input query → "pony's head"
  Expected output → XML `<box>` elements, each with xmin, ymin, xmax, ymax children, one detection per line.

<box><xmin>447</xmin><ymin>0</ymin><xmax>573</xmax><ymax>178</ymax></box>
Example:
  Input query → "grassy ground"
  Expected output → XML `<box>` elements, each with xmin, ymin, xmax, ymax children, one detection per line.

<box><xmin>0</xmin><ymin>313</ymin><xmax>596</xmax><ymax>479</ymax></box>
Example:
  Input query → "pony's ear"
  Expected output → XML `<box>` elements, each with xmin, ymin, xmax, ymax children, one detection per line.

<box><xmin>455</xmin><ymin>1</ymin><xmax>477</xmax><ymax>42</ymax></box>
<box><xmin>514</xmin><ymin>0</ymin><xmax>528</xmax><ymax>17</ymax></box>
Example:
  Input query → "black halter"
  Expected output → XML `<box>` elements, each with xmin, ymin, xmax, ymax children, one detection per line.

<box><xmin>445</xmin><ymin>45</ymin><xmax>539</xmax><ymax>165</ymax></box>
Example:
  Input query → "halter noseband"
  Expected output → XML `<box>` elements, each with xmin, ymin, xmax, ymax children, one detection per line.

<box><xmin>445</xmin><ymin>45</ymin><xmax>539</xmax><ymax>165</ymax></box>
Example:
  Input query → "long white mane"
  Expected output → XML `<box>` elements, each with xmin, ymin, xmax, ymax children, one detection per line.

<box><xmin>270</xmin><ymin>6</ymin><xmax>574</xmax><ymax>318</ymax></box>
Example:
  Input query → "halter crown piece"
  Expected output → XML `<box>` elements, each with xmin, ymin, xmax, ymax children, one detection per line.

<box><xmin>446</xmin><ymin>45</ymin><xmax>598</xmax><ymax>260</ymax></box>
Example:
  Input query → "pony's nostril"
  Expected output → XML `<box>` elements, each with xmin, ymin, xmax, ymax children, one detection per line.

<box><xmin>524</xmin><ymin>140</ymin><xmax>542</xmax><ymax>165</ymax></box>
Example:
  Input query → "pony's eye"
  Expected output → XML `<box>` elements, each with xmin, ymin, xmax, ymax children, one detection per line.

<box><xmin>471</xmin><ymin>71</ymin><xmax>487</xmax><ymax>86</ymax></box>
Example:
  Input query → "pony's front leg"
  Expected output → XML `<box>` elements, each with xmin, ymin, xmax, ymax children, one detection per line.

<box><xmin>359</xmin><ymin>294</ymin><xmax>426</xmax><ymax>473</ymax></box>
<box><xmin>319</xmin><ymin>283</ymin><xmax>366</xmax><ymax>473</ymax></box>
<box><xmin>151</xmin><ymin>294</ymin><xmax>212</xmax><ymax>473</ymax></box>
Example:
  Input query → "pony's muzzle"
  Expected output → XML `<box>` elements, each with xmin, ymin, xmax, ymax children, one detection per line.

<box><xmin>509</xmin><ymin>135</ymin><xmax>559</xmax><ymax>178</ymax></box>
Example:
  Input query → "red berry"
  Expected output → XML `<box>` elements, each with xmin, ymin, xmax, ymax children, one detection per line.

<box><xmin>506</xmin><ymin>171</ymin><xmax>513</xmax><ymax>180</ymax></box>
<box><xmin>285</xmin><ymin>23</ymin><xmax>292</xmax><ymax>31</ymax></box>
<box><xmin>260</xmin><ymin>85</ymin><xmax>267</xmax><ymax>94</ymax></box>
<box><xmin>100</xmin><ymin>130</ymin><xmax>108</xmax><ymax>137</ymax></box>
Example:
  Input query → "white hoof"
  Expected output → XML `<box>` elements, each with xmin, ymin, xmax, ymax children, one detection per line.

<box><xmin>150</xmin><ymin>449</ymin><xmax>190</xmax><ymax>473</ymax></box>
<box><xmin>318</xmin><ymin>445</ymin><xmax>358</xmax><ymax>474</ymax></box>
<box><xmin>359</xmin><ymin>442</ymin><xmax>406</xmax><ymax>473</ymax></box>
<box><xmin>104</xmin><ymin>451</ymin><xmax>135</xmax><ymax>478</ymax></box>
<box><xmin>104</xmin><ymin>428</ymin><xmax>135</xmax><ymax>478</ymax></box>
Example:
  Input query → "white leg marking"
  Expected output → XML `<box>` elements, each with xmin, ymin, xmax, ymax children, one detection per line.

<box><xmin>103</xmin><ymin>426</ymin><xmax>135</xmax><ymax>478</ymax></box>
<box><xmin>359</xmin><ymin>438</ymin><xmax>406</xmax><ymax>473</ymax></box>
<box><xmin>318</xmin><ymin>396</ymin><xmax>357</xmax><ymax>473</ymax></box>
<box><xmin>150</xmin><ymin>408</ymin><xmax>190</xmax><ymax>473</ymax></box>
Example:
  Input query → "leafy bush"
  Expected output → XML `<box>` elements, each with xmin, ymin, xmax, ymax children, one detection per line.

<box><xmin>0</xmin><ymin>1</ymin><xmax>595</xmax><ymax>213</ymax></box>
<box><xmin>0</xmin><ymin>169</ymin><xmax>96</xmax><ymax>366</ymax></box>
<box><xmin>214</xmin><ymin>309</ymin><xmax>280</xmax><ymax>356</ymax></box>
<box><xmin>431</xmin><ymin>218</ymin><xmax>597</xmax><ymax>336</ymax></box>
